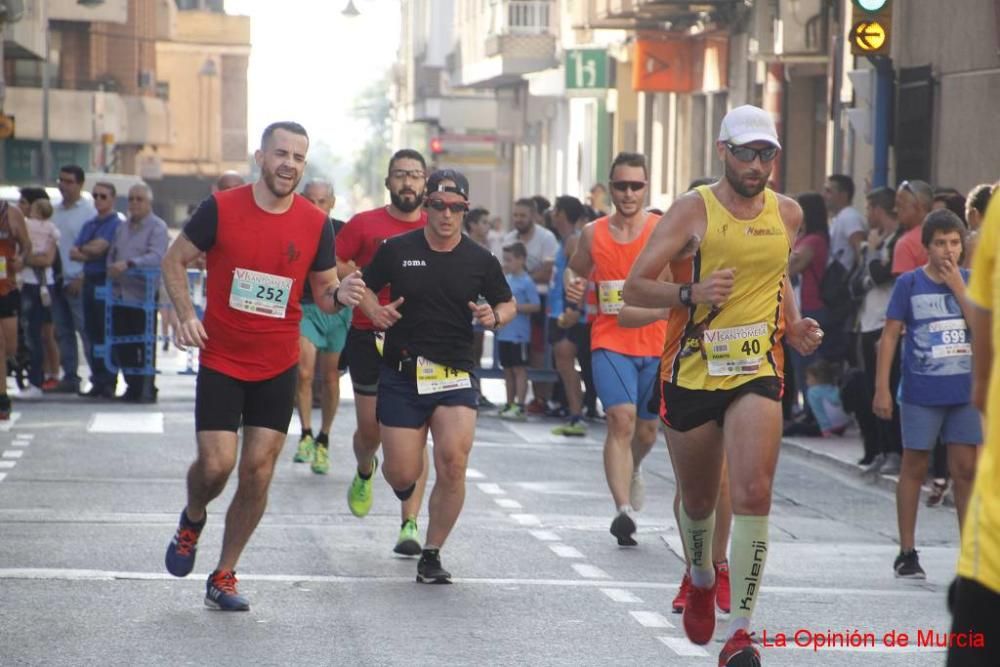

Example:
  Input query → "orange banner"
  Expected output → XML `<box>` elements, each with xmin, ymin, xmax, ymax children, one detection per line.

<box><xmin>632</xmin><ymin>37</ymin><xmax>695</xmax><ymax>93</ymax></box>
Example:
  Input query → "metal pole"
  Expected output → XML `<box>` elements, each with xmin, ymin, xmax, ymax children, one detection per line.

<box><xmin>871</xmin><ymin>56</ymin><xmax>892</xmax><ymax>188</ymax></box>
<box><xmin>41</xmin><ymin>0</ymin><xmax>52</xmax><ymax>182</ymax></box>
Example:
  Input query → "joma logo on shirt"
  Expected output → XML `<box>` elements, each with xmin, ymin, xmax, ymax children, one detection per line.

<box><xmin>402</xmin><ymin>259</ymin><xmax>427</xmax><ymax>267</ymax></box>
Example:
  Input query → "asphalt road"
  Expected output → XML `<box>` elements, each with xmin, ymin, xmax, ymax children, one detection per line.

<box><xmin>0</xmin><ymin>358</ymin><xmax>960</xmax><ymax>666</ymax></box>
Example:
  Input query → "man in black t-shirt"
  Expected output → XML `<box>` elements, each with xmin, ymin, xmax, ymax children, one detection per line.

<box><xmin>360</xmin><ymin>169</ymin><xmax>515</xmax><ymax>583</ymax></box>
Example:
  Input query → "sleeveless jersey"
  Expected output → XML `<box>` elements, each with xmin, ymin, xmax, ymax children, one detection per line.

<box><xmin>200</xmin><ymin>187</ymin><xmax>328</xmax><ymax>381</ymax></box>
<box><xmin>590</xmin><ymin>213</ymin><xmax>667</xmax><ymax>357</ymax></box>
<box><xmin>0</xmin><ymin>202</ymin><xmax>18</xmax><ymax>296</ymax></box>
<box><xmin>660</xmin><ymin>186</ymin><xmax>789</xmax><ymax>391</ymax></box>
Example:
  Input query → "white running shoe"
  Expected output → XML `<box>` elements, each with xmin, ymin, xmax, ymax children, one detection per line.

<box><xmin>18</xmin><ymin>386</ymin><xmax>44</xmax><ymax>400</ymax></box>
<box><xmin>630</xmin><ymin>468</ymin><xmax>645</xmax><ymax>512</ymax></box>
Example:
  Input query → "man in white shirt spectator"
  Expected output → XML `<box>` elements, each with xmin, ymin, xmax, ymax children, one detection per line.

<box><xmin>49</xmin><ymin>165</ymin><xmax>97</xmax><ymax>394</ymax></box>
<box><xmin>824</xmin><ymin>174</ymin><xmax>867</xmax><ymax>272</ymax></box>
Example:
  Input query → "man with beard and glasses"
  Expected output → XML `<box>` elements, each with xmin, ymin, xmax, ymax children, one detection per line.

<box><xmin>160</xmin><ymin>121</ymin><xmax>366</xmax><ymax>611</ymax></box>
<box><xmin>335</xmin><ymin>149</ymin><xmax>431</xmax><ymax>556</ymax></box>
<box><xmin>564</xmin><ymin>153</ymin><xmax>665</xmax><ymax>547</ymax></box>
<box><xmin>624</xmin><ymin>105</ymin><xmax>823</xmax><ymax>666</ymax></box>
<box><xmin>359</xmin><ymin>169</ymin><xmax>515</xmax><ymax>583</ymax></box>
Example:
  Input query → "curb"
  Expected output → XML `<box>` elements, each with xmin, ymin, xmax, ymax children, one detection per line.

<box><xmin>781</xmin><ymin>438</ymin><xmax>902</xmax><ymax>495</ymax></box>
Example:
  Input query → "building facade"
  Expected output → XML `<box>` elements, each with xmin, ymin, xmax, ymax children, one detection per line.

<box><xmin>394</xmin><ymin>0</ymin><xmax>1000</xmax><ymax>217</ymax></box>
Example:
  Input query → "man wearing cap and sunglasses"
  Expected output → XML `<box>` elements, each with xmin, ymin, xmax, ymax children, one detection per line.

<box><xmin>625</xmin><ymin>105</ymin><xmax>824</xmax><ymax>666</ymax></box>
<box><xmin>359</xmin><ymin>169</ymin><xmax>515</xmax><ymax>584</ymax></box>
<box><xmin>564</xmin><ymin>152</ymin><xmax>665</xmax><ymax>549</ymax></box>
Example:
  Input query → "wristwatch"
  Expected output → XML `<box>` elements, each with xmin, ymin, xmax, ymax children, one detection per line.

<box><xmin>678</xmin><ymin>283</ymin><xmax>693</xmax><ymax>307</ymax></box>
<box><xmin>330</xmin><ymin>286</ymin><xmax>341</xmax><ymax>306</ymax></box>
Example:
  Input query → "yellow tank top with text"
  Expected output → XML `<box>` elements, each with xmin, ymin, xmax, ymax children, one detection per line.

<box><xmin>660</xmin><ymin>186</ymin><xmax>789</xmax><ymax>391</ymax></box>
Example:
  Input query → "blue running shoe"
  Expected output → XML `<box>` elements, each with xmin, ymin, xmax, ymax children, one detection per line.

<box><xmin>205</xmin><ymin>570</ymin><xmax>250</xmax><ymax>611</ymax></box>
<box><xmin>165</xmin><ymin>510</ymin><xmax>204</xmax><ymax>577</ymax></box>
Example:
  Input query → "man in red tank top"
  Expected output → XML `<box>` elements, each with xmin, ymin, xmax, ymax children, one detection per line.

<box><xmin>336</xmin><ymin>149</ymin><xmax>432</xmax><ymax>557</ymax></box>
<box><xmin>160</xmin><ymin>121</ymin><xmax>365</xmax><ymax>611</ymax></box>
<box><xmin>0</xmin><ymin>202</ymin><xmax>32</xmax><ymax>419</ymax></box>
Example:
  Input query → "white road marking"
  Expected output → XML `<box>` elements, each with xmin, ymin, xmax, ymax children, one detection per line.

<box><xmin>510</xmin><ymin>513</ymin><xmax>541</xmax><ymax>526</ymax></box>
<box><xmin>630</xmin><ymin>610</ymin><xmax>673</xmax><ymax>628</ymax></box>
<box><xmin>0</xmin><ymin>413</ymin><xmax>21</xmax><ymax>431</ymax></box>
<box><xmin>465</xmin><ymin>468</ymin><xmax>485</xmax><ymax>479</ymax></box>
<box><xmin>529</xmin><ymin>530</ymin><xmax>561</xmax><ymax>542</ymax></box>
<box><xmin>657</xmin><ymin>637</ymin><xmax>710</xmax><ymax>657</ymax></box>
<box><xmin>600</xmin><ymin>588</ymin><xmax>643</xmax><ymax>603</ymax></box>
<box><xmin>87</xmin><ymin>412</ymin><xmax>164</xmax><ymax>434</ymax></box>
<box><xmin>12</xmin><ymin>440</ymin><xmax>30</xmax><ymax>447</ymax></box>
<box><xmin>2</xmin><ymin>450</ymin><xmax>24</xmax><ymax>459</ymax></box>
<box><xmin>0</xmin><ymin>473</ymin><xmax>6</xmax><ymax>481</ymax></box>
<box><xmin>571</xmin><ymin>563</ymin><xmax>610</xmax><ymax>579</ymax></box>
<box><xmin>0</xmin><ymin>461</ymin><xmax>16</xmax><ymax>468</ymax></box>
<box><xmin>494</xmin><ymin>498</ymin><xmax>522</xmax><ymax>509</ymax></box>
<box><xmin>0</xmin><ymin>569</ymin><xmax>950</xmax><ymax>600</ymax></box>
<box><xmin>477</xmin><ymin>482</ymin><xmax>505</xmax><ymax>495</ymax></box>
<box><xmin>548</xmin><ymin>544</ymin><xmax>585</xmax><ymax>559</ymax></box>
<box><xmin>14</xmin><ymin>433</ymin><xmax>33</xmax><ymax>440</ymax></box>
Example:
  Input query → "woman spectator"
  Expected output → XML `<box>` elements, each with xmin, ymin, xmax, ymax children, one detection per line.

<box><xmin>786</xmin><ymin>192</ymin><xmax>830</xmax><ymax>414</ymax></box>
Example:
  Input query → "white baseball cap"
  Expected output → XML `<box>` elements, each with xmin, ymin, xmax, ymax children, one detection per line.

<box><xmin>718</xmin><ymin>105</ymin><xmax>781</xmax><ymax>149</ymax></box>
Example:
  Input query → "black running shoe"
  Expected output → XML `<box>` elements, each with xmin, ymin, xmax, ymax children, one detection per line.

<box><xmin>416</xmin><ymin>549</ymin><xmax>452</xmax><ymax>584</ymax></box>
<box><xmin>894</xmin><ymin>549</ymin><xmax>926</xmax><ymax>579</ymax></box>
<box><xmin>610</xmin><ymin>512</ymin><xmax>638</xmax><ymax>547</ymax></box>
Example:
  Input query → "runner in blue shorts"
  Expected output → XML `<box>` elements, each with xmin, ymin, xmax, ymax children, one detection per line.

<box><xmin>292</xmin><ymin>178</ymin><xmax>350</xmax><ymax>474</ymax></box>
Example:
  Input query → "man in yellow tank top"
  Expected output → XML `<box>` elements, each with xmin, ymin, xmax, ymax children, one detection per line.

<box><xmin>624</xmin><ymin>105</ymin><xmax>823</xmax><ymax>666</ymax></box>
<box><xmin>948</xmin><ymin>184</ymin><xmax>999</xmax><ymax>667</ymax></box>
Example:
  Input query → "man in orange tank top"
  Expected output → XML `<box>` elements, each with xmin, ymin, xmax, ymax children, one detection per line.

<box><xmin>0</xmin><ymin>202</ymin><xmax>32</xmax><ymax>419</ymax></box>
<box><xmin>624</xmin><ymin>106</ymin><xmax>823</xmax><ymax>666</ymax></box>
<box><xmin>565</xmin><ymin>152</ymin><xmax>664</xmax><ymax>548</ymax></box>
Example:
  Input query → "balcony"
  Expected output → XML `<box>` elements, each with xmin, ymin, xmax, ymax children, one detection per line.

<box><xmin>582</xmin><ymin>0</ymin><xmax>744</xmax><ymax>30</ymax></box>
<box><xmin>454</xmin><ymin>0</ymin><xmax>557</xmax><ymax>88</ymax></box>
<box><xmin>5</xmin><ymin>87</ymin><xmax>170</xmax><ymax>146</ymax></box>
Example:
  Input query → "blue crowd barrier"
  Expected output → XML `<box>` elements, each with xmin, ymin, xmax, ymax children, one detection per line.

<box><xmin>94</xmin><ymin>268</ymin><xmax>205</xmax><ymax>376</ymax></box>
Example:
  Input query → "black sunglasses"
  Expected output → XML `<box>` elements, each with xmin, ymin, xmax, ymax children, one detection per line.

<box><xmin>610</xmin><ymin>181</ymin><xmax>647</xmax><ymax>192</ymax></box>
<box><xmin>726</xmin><ymin>142</ymin><xmax>779</xmax><ymax>163</ymax></box>
<box><xmin>426</xmin><ymin>199</ymin><xmax>468</xmax><ymax>213</ymax></box>
<box><xmin>92</xmin><ymin>192</ymin><xmax>112</xmax><ymax>200</ymax></box>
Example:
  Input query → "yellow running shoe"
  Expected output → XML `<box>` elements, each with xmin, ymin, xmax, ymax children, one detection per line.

<box><xmin>293</xmin><ymin>434</ymin><xmax>315</xmax><ymax>463</ymax></box>
<box><xmin>347</xmin><ymin>456</ymin><xmax>378</xmax><ymax>517</ymax></box>
<box><xmin>311</xmin><ymin>443</ymin><xmax>330</xmax><ymax>475</ymax></box>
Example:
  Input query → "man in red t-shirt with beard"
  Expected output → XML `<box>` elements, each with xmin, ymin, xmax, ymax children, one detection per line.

<box><xmin>336</xmin><ymin>149</ymin><xmax>431</xmax><ymax>556</ymax></box>
<box><xmin>160</xmin><ymin>121</ymin><xmax>365</xmax><ymax>611</ymax></box>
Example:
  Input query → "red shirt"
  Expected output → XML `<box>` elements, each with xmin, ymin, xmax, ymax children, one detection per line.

<box><xmin>794</xmin><ymin>232</ymin><xmax>829</xmax><ymax>311</ymax></box>
<box><xmin>892</xmin><ymin>225</ymin><xmax>927</xmax><ymax>275</ymax></box>
<box><xmin>336</xmin><ymin>206</ymin><xmax>427</xmax><ymax>330</ymax></box>
<box><xmin>183</xmin><ymin>185</ymin><xmax>334</xmax><ymax>381</ymax></box>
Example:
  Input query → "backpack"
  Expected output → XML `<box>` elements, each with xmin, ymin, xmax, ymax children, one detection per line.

<box><xmin>820</xmin><ymin>249</ymin><xmax>862</xmax><ymax>321</ymax></box>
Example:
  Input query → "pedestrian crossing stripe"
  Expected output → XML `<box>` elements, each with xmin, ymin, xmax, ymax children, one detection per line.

<box><xmin>87</xmin><ymin>413</ymin><xmax>165</xmax><ymax>434</ymax></box>
<box><xmin>0</xmin><ymin>413</ymin><xmax>21</xmax><ymax>431</ymax></box>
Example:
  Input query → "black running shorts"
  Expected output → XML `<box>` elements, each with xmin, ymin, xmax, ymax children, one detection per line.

<box><xmin>346</xmin><ymin>327</ymin><xmax>382</xmax><ymax>396</ymax></box>
<box><xmin>195</xmin><ymin>364</ymin><xmax>298</xmax><ymax>433</ymax></box>
<box><xmin>658</xmin><ymin>376</ymin><xmax>783</xmax><ymax>433</ymax></box>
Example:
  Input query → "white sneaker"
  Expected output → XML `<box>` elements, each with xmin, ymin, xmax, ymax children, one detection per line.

<box><xmin>630</xmin><ymin>468</ymin><xmax>645</xmax><ymax>512</ymax></box>
<box><xmin>18</xmin><ymin>386</ymin><xmax>44</xmax><ymax>400</ymax></box>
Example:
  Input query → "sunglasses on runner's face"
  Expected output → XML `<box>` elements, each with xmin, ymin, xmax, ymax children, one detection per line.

<box><xmin>427</xmin><ymin>199</ymin><xmax>468</xmax><ymax>213</ymax></box>
<box><xmin>610</xmin><ymin>181</ymin><xmax>647</xmax><ymax>192</ymax></box>
<box><xmin>726</xmin><ymin>142</ymin><xmax>779</xmax><ymax>163</ymax></box>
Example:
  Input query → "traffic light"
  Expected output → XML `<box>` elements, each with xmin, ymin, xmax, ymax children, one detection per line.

<box><xmin>429</xmin><ymin>137</ymin><xmax>444</xmax><ymax>156</ymax></box>
<box><xmin>850</xmin><ymin>0</ymin><xmax>892</xmax><ymax>57</ymax></box>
